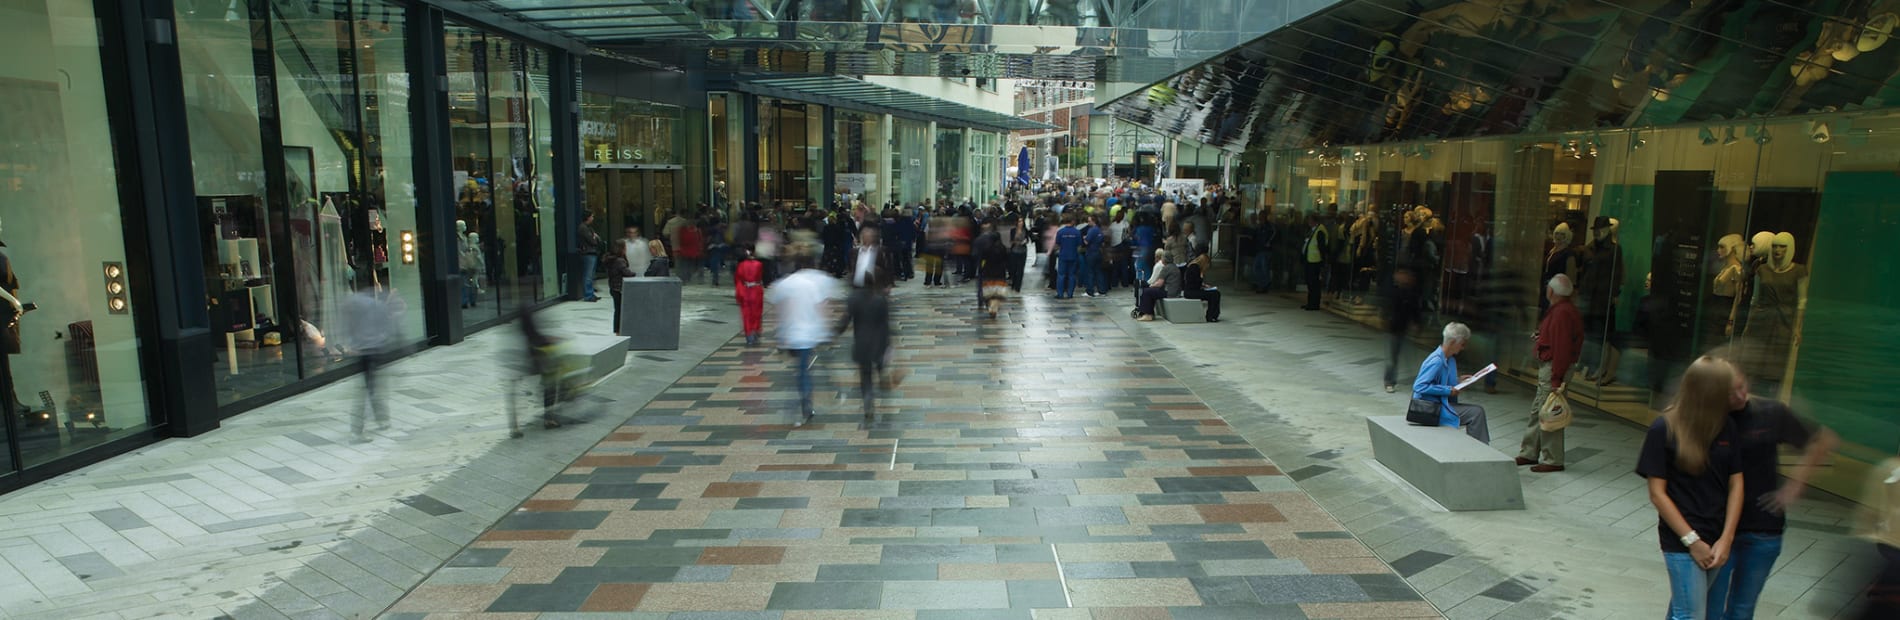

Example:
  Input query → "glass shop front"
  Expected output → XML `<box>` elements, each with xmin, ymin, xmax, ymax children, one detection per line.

<box><xmin>1257</xmin><ymin>110</ymin><xmax>1900</xmax><ymax>499</ymax></box>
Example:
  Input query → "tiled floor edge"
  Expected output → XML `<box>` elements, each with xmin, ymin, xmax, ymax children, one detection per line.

<box><xmin>228</xmin><ymin>307</ymin><xmax>741</xmax><ymax>620</ymax></box>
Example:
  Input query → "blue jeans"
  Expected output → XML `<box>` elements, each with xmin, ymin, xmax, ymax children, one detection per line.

<box><xmin>1721</xmin><ymin>532</ymin><xmax>1783</xmax><ymax>619</ymax></box>
<box><xmin>1056</xmin><ymin>257</ymin><xmax>1078</xmax><ymax>298</ymax></box>
<box><xmin>1665</xmin><ymin>550</ymin><xmax>1736</xmax><ymax>620</ymax></box>
<box><xmin>1251</xmin><ymin>252</ymin><xmax>1271</xmax><ymax>291</ymax></box>
<box><xmin>705</xmin><ymin>247</ymin><xmax>726</xmax><ymax>285</ymax></box>
<box><xmin>1082</xmin><ymin>252</ymin><xmax>1102</xmax><ymax>294</ymax></box>
<box><xmin>791</xmin><ymin>348</ymin><xmax>815</xmax><ymax>416</ymax></box>
<box><xmin>579</xmin><ymin>254</ymin><xmax>599</xmax><ymax>299</ymax></box>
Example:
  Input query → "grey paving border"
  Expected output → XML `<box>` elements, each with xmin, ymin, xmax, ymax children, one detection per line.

<box><xmin>222</xmin><ymin>299</ymin><xmax>740</xmax><ymax>620</ymax></box>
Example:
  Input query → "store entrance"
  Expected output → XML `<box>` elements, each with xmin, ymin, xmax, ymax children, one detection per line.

<box><xmin>584</xmin><ymin>165</ymin><xmax>682</xmax><ymax>243</ymax></box>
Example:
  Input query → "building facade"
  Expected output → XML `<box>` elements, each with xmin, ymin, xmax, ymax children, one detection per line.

<box><xmin>0</xmin><ymin>0</ymin><xmax>1027</xmax><ymax>494</ymax></box>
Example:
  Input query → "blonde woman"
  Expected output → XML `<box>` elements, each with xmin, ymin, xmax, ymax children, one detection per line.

<box><xmin>644</xmin><ymin>239</ymin><xmax>672</xmax><ymax>277</ymax></box>
<box><xmin>1636</xmin><ymin>356</ymin><xmax>1746</xmax><ymax>619</ymax></box>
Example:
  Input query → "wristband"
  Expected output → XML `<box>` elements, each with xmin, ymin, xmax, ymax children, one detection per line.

<box><xmin>1680</xmin><ymin>531</ymin><xmax>1701</xmax><ymax>547</ymax></box>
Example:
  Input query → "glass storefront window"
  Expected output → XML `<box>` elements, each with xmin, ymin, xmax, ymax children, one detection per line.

<box><xmin>709</xmin><ymin>92</ymin><xmax>743</xmax><ymax>218</ymax></box>
<box><xmin>756</xmin><ymin>98</ymin><xmax>823</xmax><ymax>209</ymax></box>
<box><xmin>1</xmin><ymin>0</ymin><xmax>156</xmax><ymax>468</ymax></box>
<box><xmin>446</xmin><ymin>24</ymin><xmax>557</xmax><ymax>325</ymax></box>
<box><xmin>178</xmin><ymin>0</ymin><xmax>425</xmax><ymax>406</ymax></box>
<box><xmin>891</xmin><ymin>118</ymin><xmax>929</xmax><ymax>205</ymax></box>
<box><xmin>833</xmin><ymin>110</ymin><xmax>881</xmax><ymax>207</ymax></box>
<box><xmin>1260</xmin><ymin>111</ymin><xmax>1900</xmax><ymax>500</ymax></box>
<box><xmin>935</xmin><ymin>128</ymin><xmax>963</xmax><ymax>202</ymax></box>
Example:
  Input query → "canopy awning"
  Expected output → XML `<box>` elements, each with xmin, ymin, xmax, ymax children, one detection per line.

<box><xmin>729</xmin><ymin>75</ymin><xmax>1055</xmax><ymax>132</ymax></box>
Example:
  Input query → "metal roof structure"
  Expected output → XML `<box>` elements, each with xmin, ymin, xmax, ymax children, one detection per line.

<box><xmin>725</xmin><ymin>75</ymin><xmax>1055</xmax><ymax>132</ymax></box>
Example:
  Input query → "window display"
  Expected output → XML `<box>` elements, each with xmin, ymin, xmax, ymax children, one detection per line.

<box><xmin>1259</xmin><ymin>108</ymin><xmax>1900</xmax><ymax>500</ymax></box>
<box><xmin>177</xmin><ymin>0</ymin><xmax>423</xmax><ymax>406</ymax></box>
<box><xmin>1</xmin><ymin>0</ymin><xmax>155</xmax><ymax>468</ymax></box>
<box><xmin>447</xmin><ymin>23</ymin><xmax>558</xmax><ymax>325</ymax></box>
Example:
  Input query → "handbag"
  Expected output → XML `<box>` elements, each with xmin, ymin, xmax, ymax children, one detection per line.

<box><xmin>1405</xmin><ymin>397</ymin><xmax>1440</xmax><ymax>426</ymax></box>
<box><xmin>1538</xmin><ymin>388</ymin><xmax>1574</xmax><ymax>432</ymax></box>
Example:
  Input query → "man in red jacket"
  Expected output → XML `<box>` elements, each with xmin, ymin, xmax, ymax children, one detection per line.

<box><xmin>1519</xmin><ymin>273</ymin><xmax>1582</xmax><ymax>472</ymax></box>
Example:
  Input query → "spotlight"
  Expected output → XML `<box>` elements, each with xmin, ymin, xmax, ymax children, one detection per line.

<box><xmin>1755</xmin><ymin>127</ymin><xmax>1772</xmax><ymax>145</ymax></box>
<box><xmin>1722</xmin><ymin>127</ymin><xmax>1739</xmax><ymax>146</ymax></box>
<box><xmin>1808</xmin><ymin>121</ymin><xmax>1832</xmax><ymax>143</ymax></box>
<box><xmin>1699</xmin><ymin>127</ymin><xmax>1718</xmax><ymax>146</ymax></box>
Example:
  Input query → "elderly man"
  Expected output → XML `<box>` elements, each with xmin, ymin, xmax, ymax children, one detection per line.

<box><xmin>1412</xmin><ymin>322</ymin><xmax>1490</xmax><ymax>442</ymax></box>
<box><xmin>1519</xmin><ymin>273</ymin><xmax>1583</xmax><ymax>472</ymax></box>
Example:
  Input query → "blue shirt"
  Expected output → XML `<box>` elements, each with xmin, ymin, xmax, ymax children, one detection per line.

<box><xmin>1134</xmin><ymin>225</ymin><xmax>1159</xmax><ymax>251</ymax></box>
<box><xmin>1083</xmin><ymin>226</ymin><xmax>1104</xmax><ymax>255</ymax></box>
<box><xmin>1054</xmin><ymin>226</ymin><xmax>1082</xmax><ymax>260</ymax></box>
<box><xmin>1411</xmin><ymin>347</ymin><xmax>1463</xmax><ymax>428</ymax></box>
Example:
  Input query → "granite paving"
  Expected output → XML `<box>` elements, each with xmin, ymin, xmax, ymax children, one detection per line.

<box><xmin>388</xmin><ymin>284</ymin><xmax>1425</xmax><ymax>618</ymax></box>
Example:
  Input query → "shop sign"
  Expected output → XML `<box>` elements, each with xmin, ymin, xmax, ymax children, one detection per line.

<box><xmin>591</xmin><ymin>144</ymin><xmax>649</xmax><ymax>162</ymax></box>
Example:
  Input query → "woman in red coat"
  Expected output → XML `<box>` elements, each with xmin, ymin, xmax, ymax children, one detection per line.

<box><xmin>734</xmin><ymin>247</ymin><xmax>765</xmax><ymax>346</ymax></box>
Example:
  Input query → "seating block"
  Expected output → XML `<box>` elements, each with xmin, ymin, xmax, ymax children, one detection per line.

<box><xmin>1158</xmin><ymin>297</ymin><xmax>1206</xmax><ymax>323</ymax></box>
<box><xmin>558</xmin><ymin>335</ymin><xmax>631</xmax><ymax>385</ymax></box>
<box><xmin>1366</xmin><ymin>416</ymin><xmax>1524</xmax><ymax>511</ymax></box>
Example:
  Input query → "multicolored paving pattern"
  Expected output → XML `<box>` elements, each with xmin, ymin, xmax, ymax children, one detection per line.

<box><xmin>386</xmin><ymin>289</ymin><xmax>1434</xmax><ymax>619</ymax></box>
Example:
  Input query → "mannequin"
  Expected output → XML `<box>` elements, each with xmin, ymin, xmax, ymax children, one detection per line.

<box><xmin>1540</xmin><ymin>222</ymin><xmax>1581</xmax><ymax>313</ymax></box>
<box><xmin>460</xmin><ymin>232</ymin><xmax>485</xmax><ymax>308</ymax></box>
<box><xmin>1742</xmin><ymin>232</ymin><xmax>1808</xmax><ymax>393</ymax></box>
<box><xmin>1349</xmin><ymin>208</ymin><xmax>1377</xmax><ymax>302</ymax></box>
<box><xmin>1708</xmin><ymin>233</ymin><xmax>1745</xmax><ymax>346</ymax></box>
<box><xmin>1732</xmin><ymin>231</ymin><xmax>1775</xmax><ymax>336</ymax></box>
<box><xmin>1581</xmin><ymin>217</ymin><xmax>1625</xmax><ymax>385</ymax></box>
<box><xmin>0</xmin><ymin>218</ymin><xmax>26</xmax><ymax>418</ymax></box>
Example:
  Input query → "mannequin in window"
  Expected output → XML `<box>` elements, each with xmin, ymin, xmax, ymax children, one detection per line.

<box><xmin>460</xmin><ymin>232</ymin><xmax>485</xmax><ymax>308</ymax></box>
<box><xmin>1580</xmin><ymin>217</ymin><xmax>1625</xmax><ymax>386</ymax></box>
<box><xmin>1540</xmin><ymin>222</ymin><xmax>1581</xmax><ymax>314</ymax></box>
<box><xmin>1742</xmin><ymin>232</ymin><xmax>1808</xmax><ymax>395</ymax></box>
<box><xmin>1731</xmin><ymin>231</ymin><xmax>1774</xmax><ymax>337</ymax></box>
<box><xmin>1706</xmin><ymin>233</ymin><xmax>1745</xmax><ymax>348</ymax></box>
<box><xmin>0</xmin><ymin>219</ymin><xmax>26</xmax><ymax>418</ymax></box>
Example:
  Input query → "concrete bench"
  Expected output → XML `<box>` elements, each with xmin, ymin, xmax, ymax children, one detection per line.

<box><xmin>1158</xmin><ymin>297</ymin><xmax>1206</xmax><ymax>323</ymax></box>
<box><xmin>1367</xmin><ymin>416</ymin><xmax>1524</xmax><ymax>511</ymax></box>
<box><xmin>621</xmin><ymin>277</ymin><xmax>682</xmax><ymax>350</ymax></box>
<box><xmin>558</xmin><ymin>335</ymin><xmax>631</xmax><ymax>385</ymax></box>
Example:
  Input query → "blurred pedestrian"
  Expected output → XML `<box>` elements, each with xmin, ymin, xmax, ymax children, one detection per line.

<box><xmin>344</xmin><ymin>280</ymin><xmax>403</xmax><ymax>443</ymax></box>
<box><xmin>836</xmin><ymin>272</ymin><xmax>893</xmax><ymax>420</ymax></box>
<box><xmin>1384</xmin><ymin>268</ymin><xmax>1423</xmax><ymax>393</ymax></box>
<box><xmin>767</xmin><ymin>261</ymin><xmax>837</xmax><ymax>424</ymax></box>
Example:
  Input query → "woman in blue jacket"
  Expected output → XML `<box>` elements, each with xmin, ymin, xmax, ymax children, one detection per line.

<box><xmin>1412</xmin><ymin>322</ymin><xmax>1490</xmax><ymax>442</ymax></box>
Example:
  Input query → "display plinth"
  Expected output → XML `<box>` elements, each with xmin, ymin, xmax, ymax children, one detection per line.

<box><xmin>621</xmin><ymin>277</ymin><xmax>681</xmax><ymax>351</ymax></box>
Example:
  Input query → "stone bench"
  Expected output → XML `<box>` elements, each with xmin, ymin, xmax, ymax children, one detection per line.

<box><xmin>557</xmin><ymin>334</ymin><xmax>632</xmax><ymax>386</ymax></box>
<box><xmin>1366</xmin><ymin>416</ymin><xmax>1524</xmax><ymax>511</ymax></box>
<box><xmin>621</xmin><ymin>277</ymin><xmax>682</xmax><ymax>350</ymax></box>
<box><xmin>1158</xmin><ymin>297</ymin><xmax>1207</xmax><ymax>323</ymax></box>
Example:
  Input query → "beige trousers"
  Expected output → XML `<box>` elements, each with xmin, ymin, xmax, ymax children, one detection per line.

<box><xmin>1518</xmin><ymin>363</ymin><xmax>1565</xmax><ymax>466</ymax></box>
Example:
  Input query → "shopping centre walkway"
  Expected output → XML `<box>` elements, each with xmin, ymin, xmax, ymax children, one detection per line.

<box><xmin>0</xmin><ymin>266</ymin><xmax>1876</xmax><ymax>619</ymax></box>
<box><xmin>381</xmin><ymin>288</ymin><xmax>1432</xmax><ymax>619</ymax></box>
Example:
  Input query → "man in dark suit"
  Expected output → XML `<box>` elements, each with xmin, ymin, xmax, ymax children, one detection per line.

<box><xmin>837</xmin><ymin>273</ymin><xmax>893</xmax><ymax>421</ymax></box>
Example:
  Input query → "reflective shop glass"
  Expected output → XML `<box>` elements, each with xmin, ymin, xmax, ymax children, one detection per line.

<box><xmin>176</xmin><ymin>0</ymin><xmax>425</xmax><ymax>407</ymax></box>
<box><xmin>446</xmin><ymin>24</ymin><xmax>559</xmax><ymax>325</ymax></box>
<box><xmin>1249</xmin><ymin>111</ymin><xmax>1900</xmax><ymax>501</ymax></box>
<box><xmin>756</xmin><ymin>98</ymin><xmax>824</xmax><ymax>208</ymax></box>
<box><xmin>832</xmin><ymin>110</ymin><xmax>883</xmax><ymax>207</ymax></box>
<box><xmin>0</xmin><ymin>0</ymin><xmax>157</xmax><ymax>469</ymax></box>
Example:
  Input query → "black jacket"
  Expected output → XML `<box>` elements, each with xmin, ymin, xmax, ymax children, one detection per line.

<box><xmin>836</xmin><ymin>287</ymin><xmax>891</xmax><ymax>366</ymax></box>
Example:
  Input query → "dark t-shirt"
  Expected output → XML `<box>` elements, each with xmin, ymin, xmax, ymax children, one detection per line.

<box><xmin>1731</xmin><ymin>398</ymin><xmax>1816</xmax><ymax>533</ymax></box>
<box><xmin>1635</xmin><ymin>417</ymin><xmax>1743</xmax><ymax>553</ymax></box>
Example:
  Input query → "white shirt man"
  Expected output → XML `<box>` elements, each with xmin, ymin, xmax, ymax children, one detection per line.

<box><xmin>624</xmin><ymin>228</ymin><xmax>652</xmax><ymax>276</ymax></box>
